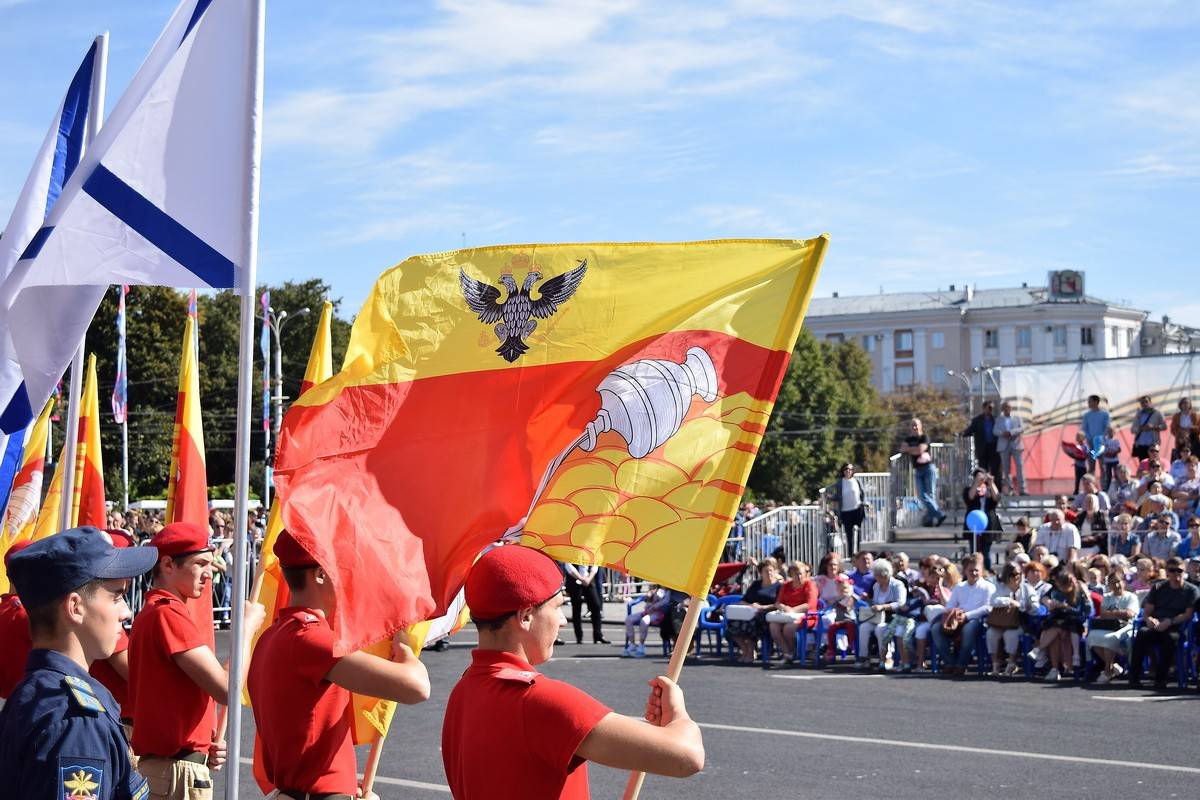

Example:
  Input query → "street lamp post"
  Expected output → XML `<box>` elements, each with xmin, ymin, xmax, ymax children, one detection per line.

<box><xmin>947</xmin><ymin>369</ymin><xmax>973</xmax><ymax>416</ymax></box>
<box><xmin>266</xmin><ymin>306</ymin><xmax>310</xmax><ymax>446</ymax></box>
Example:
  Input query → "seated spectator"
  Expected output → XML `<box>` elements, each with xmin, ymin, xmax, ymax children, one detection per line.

<box><xmin>1087</xmin><ymin>571</ymin><xmax>1139</xmax><ymax>683</ymax></box>
<box><xmin>1142</xmin><ymin>515</ymin><xmax>1182</xmax><ymax>561</ymax></box>
<box><xmin>847</xmin><ymin>551</ymin><xmax>876</xmax><ymax>600</ymax></box>
<box><xmin>1138</xmin><ymin>461</ymin><xmax>1175</xmax><ymax>494</ymax></box>
<box><xmin>1054</xmin><ymin>494</ymin><xmax>1081</xmax><ymax>526</ymax></box>
<box><xmin>1128</xmin><ymin>557</ymin><xmax>1200</xmax><ymax>689</ymax></box>
<box><xmin>1077</xmin><ymin>493</ymin><xmax>1108</xmax><ymax>557</ymax></box>
<box><xmin>1175</xmin><ymin>458</ymin><xmax>1200</xmax><ymax>500</ymax></box>
<box><xmin>1074</xmin><ymin>474</ymin><xmax>1111</xmax><ymax>515</ymax></box>
<box><xmin>1108</xmin><ymin>464</ymin><xmax>1139</xmax><ymax>517</ymax></box>
<box><xmin>1128</xmin><ymin>557</ymin><xmax>1157</xmax><ymax>593</ymax></box>
<box><xmin>624</xmin><ymin>585</ymin><xmax>670</xmax><ymax>658</ymax></box>
<box><xmin>1187</xmin><ymin>557</ymin><xmax>1200</xmax><ymax>588</ymax></box>
<box><xmin>1108</xmin><ymin>513</ymin><xmax>1141</xmax><ymax>559</ymax></box>
<box><xmin>1029</xmin><ymin>543</ymin><xmax>1050</xmax><ymax>564</ymax></box>
<box><xmin>912</xmin><ymin>560</ymin><xmax>953</xmax><ymax>671</ymax></box>
<box><xmin>1173</xmin><ymin>494</ymin><xmax>1197</xmax><ymax>535</ymax></box>
<box><xmin>729</xmin><ymin>559</ymin><xmax>783</xmax><ymax>663</ymax></box>
<box><xmin>895</xmin><ymin>569</ymin><xmax>930</xmax><ymax>673</ymax></box>
<box><xmin>1136</xmin><ymin>443</ymin><xmax>1166</xmax><ymax>478</ymax></box>
<box><xmin>857</xmin><ymin>559</ymin><xmax>905</xmax><ymax>669</ymax></box>
<box><xmin>1170</xmin><ymin>444</ymin><xmax>1194</xmax><ymax>482</ymax></box>
<box><xmin>1136</xmin><ymin>492</ymin><xmax>1176</xmax><ymax>532</ymax></box>
<box><xmin>930</xmin><ymin>554</ymin><xmax>995</xmax><ymax>675</ymax></box>
<box><xmin>1004</xmin><ymin>540</ymin><xmax>1026</xmax><ymax>566</ymax></box>
<box><xmin>987</xmin><ymin>564</ymin><xmax>1036</xmax><ymax>677</ymax></box>
<box><xmin>814</xmin><ymin>552</ymin><xmax>848</xmax><ymax>609</ymax></box>
<box><xmin>1038</xmin><ymin>510</ymin><xmax>1081</xmax><ymax>564</ymax></box>
<box><xmin>1011</xmin><ymin>516</ymin><xmax>1033</xmax><ymax>553</ymax></box>
<box><xmin>824</xmin><ymin>578</ymin><xmax>858</xmax><ymax>658</ymax></box>
<box><xmin>891</xmin><ymin>551</ymin><xmax>920</xmax><ymax>587</ymax></box>
<box><xmin>768</xmin><ymin>561</ymin><xmax>818</xmax><ymax>665</ymax></box>
<box><xmin>1029</xmin><ymin>571</ymin><xmax>1090</xmax><ymax>681</ymax></box>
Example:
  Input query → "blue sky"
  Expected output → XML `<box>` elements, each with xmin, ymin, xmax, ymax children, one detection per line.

<box><xmin>1</xmin><ymin>1</ymin><xmax>1197</xmax><ymax>321</ymax></box>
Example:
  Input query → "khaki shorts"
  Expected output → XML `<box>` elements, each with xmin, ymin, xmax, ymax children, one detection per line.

<box><xmin>137</xmin><ymin>757</ymin><xmax>213</xmax><ymax>800</ymax></box>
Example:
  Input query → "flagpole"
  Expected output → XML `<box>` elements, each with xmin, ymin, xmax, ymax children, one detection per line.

<box><xmin>621</xmin><ymin>595</ymin><xmax>705</xmax><ymax>800</ymax></box>
<box><xmin>121</xmin><ymin>419</ymin><xmax>129</xmax><ymax>511</ymax></box>
<box><xmin>225</xmin><ymin>1</ymin><xmax>265</xmax><ymax>797</ymax></box>
<box><xmin>59</xmin><ymin>32</ymin><xmax>108</xmax><ymax>533</ymax></box>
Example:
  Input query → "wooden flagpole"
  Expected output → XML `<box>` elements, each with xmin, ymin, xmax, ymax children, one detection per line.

<box><xmin>621</xmin><ymin>594</ymin><xmax>705</xmax><ymax>800</ymax></box>
<box><xmin>361</xmin><ymin>733</ymin><xmax>389</xmax><ymax>796</ymax></box>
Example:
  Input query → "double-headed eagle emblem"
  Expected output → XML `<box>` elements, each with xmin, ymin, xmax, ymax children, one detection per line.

<box><xmin>460</xmin><ymin>258</ymin><xmax>588</xmax><ymax>362</ymax></box>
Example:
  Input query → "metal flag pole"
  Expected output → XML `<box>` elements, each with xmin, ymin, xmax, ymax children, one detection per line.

<box><xmin>59</xmin><ymin>32</ymin><xmax>108</xmax><ymax>533</ymax></box>
<box><xmin>225</xmin><ymin>1</ymin><xmax>266</xmax><ymax>797</ymax></box>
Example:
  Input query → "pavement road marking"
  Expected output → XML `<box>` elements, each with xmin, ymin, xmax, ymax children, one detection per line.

<box><xmin>770</xmin><ymin>674</ymin><xmax>885</xmax><ymax>681</ymax></box>
<box><xmin>238</xmin><ymin>758</ymin><xmax>450</xmax><ymax>793</ymax></box>
<box><xmin>697</xmin><ymin>723</ymin><xmax>1200</xmax><ymax>775</ymax></box>
<box><xmin>1091</xmin><ymin>694</ymin><xmax>1192</xmax><ymax>703</ymax></box>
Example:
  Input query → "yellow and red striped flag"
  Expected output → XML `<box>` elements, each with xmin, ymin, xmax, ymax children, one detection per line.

<box><xmin>0</xmin><ymin>399</ymin><xmax>54</xmax><ymax>591</ymax></box>
<box><xmin>30</xmin><ymin>356</ymin><xmax>105</xmax><ymax>540</ymax></box>
<box><xmin>274</xmin><ymin>238</ymin><xmax>828</xmax><ymax>656</ymax></box>
<box><xmin>165</xmin><ymin>315</ymin><xmax>214</xmax><ymax>645</ymax></box>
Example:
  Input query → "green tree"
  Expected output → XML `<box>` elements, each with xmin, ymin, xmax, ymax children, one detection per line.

<box><xmin>881</xmin><ymin>385</ymin><xmax>969</xmax><ymax>444</ymax></box>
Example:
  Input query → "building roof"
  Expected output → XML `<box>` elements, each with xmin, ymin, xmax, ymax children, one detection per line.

<box><xmin>806</xmin><ymin>285</ymin><xmax>1145</xmax><ymax>318</ymax></box>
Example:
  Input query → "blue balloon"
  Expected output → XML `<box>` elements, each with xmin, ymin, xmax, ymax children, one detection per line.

<box><xmin>966</xmin><ymin>509</ymin><xmax>989</xmax><ymax>534</ymax></box>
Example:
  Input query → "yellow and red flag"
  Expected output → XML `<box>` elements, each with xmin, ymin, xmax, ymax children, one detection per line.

<box><xmin>0</xmin><ymin>399</ymin><xmax>54</xmax><ymax>591</ymax></box>
<box><xmin>165</xmin><ymin>315</ymin><xmax>214</xmax><ymax>644</ymax></box>
<box><xmin>73</xmin><ymin>354</ymin><xmax>106</xmax><ymax>528</ymax></box>
<box><xmin>30</xmin><ymin>356</ymin><xmax>105</xmax><ymax>540</ymax></box>
<box><xmin>274</xmin><ymin>238</ymin><xmax>828</xmax><ymax>655</ymax></box>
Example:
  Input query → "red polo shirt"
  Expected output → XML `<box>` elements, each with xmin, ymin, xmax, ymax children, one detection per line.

<box><xmin>247</xmin><ymin>607</ymin><xmax>355</xmax><ymax>795</ymax></box>
<box><xmin>128</xmin><ymin>588</ymin><xmax>215</xmax><ymax>756</ymax></box>
<box><xmin>0</xmin><ymin>594</ymin><xmax>31</xmax><ymax>698</ymax></box>
<box><xmin>442</xmin><ymin>650</ymin><xmax>611</xmax><ymax>800</ymax></box>
<box><xmin>90</xmin><ymin>628</ymin><xmax>131</xmax><ymax>715</ymax></box>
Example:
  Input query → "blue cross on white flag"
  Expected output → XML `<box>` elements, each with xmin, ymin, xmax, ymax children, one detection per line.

<box><xmin>0</xmin><ymin>0</ymin><xmax>259</xmax><ymax>435</ymax></box>
<box><xmin>0</xmin><ymin>39</ymin><xmax>100</xmax><ymax>459</ymax></box>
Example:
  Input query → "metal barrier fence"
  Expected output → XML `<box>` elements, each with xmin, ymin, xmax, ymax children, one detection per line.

<box><xmin>733</xmin><ymin>505</ymin><xmax>829</xmax><ymax>567</ymax></box>
<box><xmin>890</xmin><ymin>437</ymin><xmax>975</xmax><ymax>529</ymax></box>
<box><xmin>818</xmin><ymin>472</ymin><xmax>891</xmax><ymax>546</ymax></box>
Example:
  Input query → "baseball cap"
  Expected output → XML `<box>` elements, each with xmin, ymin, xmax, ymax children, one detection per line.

<box><xmin>465</xmin><ymin>545</ymin><xmax>563</xmax><ymax>621</ymax></box>
<box><xmin>7</xmin><ymin>527</ymin><xmax>158</xmax><ymax>608</ymax></box>
<box><xmin>149</xmin><ymin>522</ymin><xmax>213</xmax><ymax>557</ymax></box>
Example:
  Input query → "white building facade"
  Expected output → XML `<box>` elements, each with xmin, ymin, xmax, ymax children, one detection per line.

<box><xmin>804</xmin><ymin>273</ymin><xmax>1149</xmax><ymax>394</ymax></box>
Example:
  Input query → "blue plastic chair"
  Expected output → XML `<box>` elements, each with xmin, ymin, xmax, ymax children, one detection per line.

<box><xmin>696</xmin><ymin>594</ymin><xmax>741</xmax><ymax>658</ymax></box>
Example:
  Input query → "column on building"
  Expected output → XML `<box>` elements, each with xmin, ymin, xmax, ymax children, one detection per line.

<box><xmin>913</xmin><ymin>329</ymin><xmax>927</xmax><ymax>385</ymax></box>
<box><xmin>969</xmin><ymin>327</ymin><xmax>984</xmax><ymax>370</ymax></box>
<box><xmin>998</xmin><ymin>325</ymin><xmax>1016</xmax><ymax>365</ymax></box>
<box><xmin>1067</xmin><ymin>322</ymin><xmax>1082</xmax><ymax>360</ymax></box>
<box><xmin>881</xmin><ymin>331</ymin><xmax>894</xmax><ymax>392</ymax></box>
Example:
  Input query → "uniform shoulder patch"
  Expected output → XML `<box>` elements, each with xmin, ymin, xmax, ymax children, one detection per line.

<box><xmin>493</xmin><ymin>667</ymin><xmax>537</xmax><ymax>685</ymax></box>
<box><xmin>59</xmin><ymin>758</ymin><xmax>104</xmax><ymax>799</ymax></box>
<box><xmin>63</xmin><ymin>676</ymin><xmax>105</xmax><ymax>715</ymax></box>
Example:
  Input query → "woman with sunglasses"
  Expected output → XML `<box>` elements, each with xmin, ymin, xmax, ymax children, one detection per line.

<box><xmin>1176</xmin><ymin>517</ymin><xmax>1200</xmax><ymax>560</ymax></box>
<box><xmin>827</xmin><ymin>463</ymin><xmax>868</xmax><ymax>554</ymax></box>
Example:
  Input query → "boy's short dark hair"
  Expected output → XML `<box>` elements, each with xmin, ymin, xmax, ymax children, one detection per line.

<box><xmin>281</xmin><ymin>564</ymin><xmax>315</xmax><ymax>592</ymax></box>
<box><xmin>25</xmin><ymin>579</ymin><xmax>106</xmax><ymax>638</ymax></box>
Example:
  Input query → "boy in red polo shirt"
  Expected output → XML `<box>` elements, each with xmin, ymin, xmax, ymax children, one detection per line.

<box><xmin>442</xmin><ymin>545</ymin><xmax>705</xmax><ymax>800</ymax></box>
<box><xmin>128</xmin><ymin>522</ymin><xmax>265</xmax><ymax>799</ymax></box>
<box><xmin>0</xmin><ymin>539</ymin><xmax>35</xmax><ymax>705</ymax></box>
<box><xmin>247</xmin><ymin>530</ymin><xmax>430</xmax><ymax>799</ymax></box>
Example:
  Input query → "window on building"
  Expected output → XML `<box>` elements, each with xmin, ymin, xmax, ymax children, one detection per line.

<box><xmin>895</xmin><ymin>364</ymin><xmax>914</xmax><ymax>387</ymax></box>
<box><xmin>932</xmin><ymin>366</ymin><xmax>947</xmax><ymax>385</ymax></box>
<box><xmin>931</xmin><ymin>331</ymin><xmax>945</xmax><ymax>349</ymax></box>
<box><xmin>1081</xmin><ymin>326</ymin><xmax>1094</xmax><ymax>346</ymax></box>
<box><xmin>1053</xmin><ymin>326</ymin><xmax>1067</xmax><ymax>347</ymax></box>
<box><xmin>826</xmin><ymin>333</ymin><xmax>844</xmax><ymax>344</ymax></box>
<box><xmin>1111</xmin><ymin>326</ymin><xmax>1119</xmax><ymax>347</ymax></box>
<box><xmin>894</xmin><ymin>329</ymin><xmax>913</xmax><ymax>354</ymax></box>
<box><xmin>1017</xmin><ymin>327</ymin><xmax>1032</xmax><ymax>349</ymax></box>
<box><xmin>984</xmin><ymin>329</ymin><xmax>998</xmax><ymax>349</ymax></box>
<box><xmin>861</xmin><ymin>335</ymin><xmax>876</xmax><ymax>352</ymax></box>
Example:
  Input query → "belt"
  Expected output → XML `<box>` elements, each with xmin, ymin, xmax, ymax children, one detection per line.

<box><xmin>278</xmin><ymin>791</ymin><xmax>353</xmax><ymax>800</ymax></box>
<box><xmin>170</xmin><ymin>749</ymin><xmax>209</xmax><ymax>765</ymax></box>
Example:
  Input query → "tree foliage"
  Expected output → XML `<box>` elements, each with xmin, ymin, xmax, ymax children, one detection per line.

<box><xmin>880</xmin><ymin>385</ymin><xmax>969</xmax><ymax>444</ymax></box>
<box><xmin>746</xmin><ymin>331</ymin><xmax>892</xmax><ymax>503</ymax></box>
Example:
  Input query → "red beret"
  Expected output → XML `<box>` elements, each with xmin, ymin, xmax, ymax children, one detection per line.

<box><xmin>465</xmin><ymin>545</ymin><xmax>563</xmax><ymax>621</ymax></box>
<box><xmin>273</xmin><ymin>530</ymin><xmax>319</xmax><ymax>568</ymax></box>
<box><xmin>4</xmin><ymin>538</ymin><xmax>33</xmax><ymax>568</ymax></box>
<box><xmin>104</xmin><ymin>529</ymin><xmax>135</xmax><ymax>549</ymax></box>
<box><xmin>149</xmin><ymin>522</ymin><xmax>212</xmax><ymax>557</ymax></box>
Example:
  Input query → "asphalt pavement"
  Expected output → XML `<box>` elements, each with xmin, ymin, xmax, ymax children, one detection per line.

<box><xmin>210</xmin><ymin>621</ymin><xmax>1200</xmax><ymax>799</ymax></box>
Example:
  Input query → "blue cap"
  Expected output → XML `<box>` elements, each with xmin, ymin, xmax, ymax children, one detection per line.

<box><xmin>7</xmin><ymin>527</ymin><xmax>158</xmax><ymax>608</ymax></box>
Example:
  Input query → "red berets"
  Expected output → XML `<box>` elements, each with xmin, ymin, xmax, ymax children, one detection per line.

<box><xmin>149</xmin><ymin>522</ymin><xmax>212</xmax><ymax>557</ymax></box>
<box><xmin>4</xmin><ymin>538</ymin><xmax>33</xmax><ymax>567</ymax></box>
<box><xmin>465</xmin><ymin>545</ymin><xmax>563</xmax><ymax>620</ymax></box>
<box><xmin>104</xmin><ymin>529</ymin><xmax>135</xmax><ymax>549</ymax></box>
<box><xmin>273</xmin><ymin>529</ymin><xmax>319</xmax><ymax>568</ymax></box>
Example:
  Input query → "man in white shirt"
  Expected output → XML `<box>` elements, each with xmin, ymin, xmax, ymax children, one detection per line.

<box><xmin>995</xmin><ymin>402</ymin><xmax>1026</xmax><ymax>495</ymax></box>
<box><xmin>1037</xmin><ymin>510</ymin><xmax>1081</xmax><ymax>564</ymax></box>
<box><xmin>929</xmin><ymin>554</ymin><xmax>995</xmax><ymax>675</ymax></box>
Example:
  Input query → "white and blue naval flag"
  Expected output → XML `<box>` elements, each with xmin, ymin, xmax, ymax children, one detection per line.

<box><xmin>0</xmin><ymin>39</ymin><xmax>101</xmax><ymax>464</ymax></box>
<box><xmin>0</xmin><ymin>0</ymin><xmax>258</xmax><ymax>435</ymax></box>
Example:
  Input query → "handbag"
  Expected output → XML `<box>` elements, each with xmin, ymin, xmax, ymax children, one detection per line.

<box><xmin>1089</xmin><ymin>617</ymin><xmax>1122</xmax><ymax>631</ymax></box>
<box><xmin>725</xmin><ymin>604</ymin><xmax>759</xmax><ymax>621</ymax></box>
<box><xmin>765</xmin><ymin>610</ymin><xmax>801</xmax><ymax>624</ymax></box>
<box><xmin>985</xmin><ymin>605</ymin><xmax>1020</xmax><ymax>630</ymax></box>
